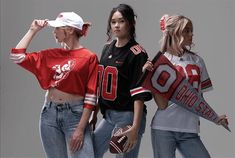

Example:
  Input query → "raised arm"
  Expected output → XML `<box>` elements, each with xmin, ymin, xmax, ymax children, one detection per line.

<box><xmin>10</xmin><ymin>19</ymin><xmax>48</xmax><ymax>63</ymax></box>
<box><xmin>16</xmin><ymin>19</ymin><xmax>48</xmax><ymax>49</ymax></box>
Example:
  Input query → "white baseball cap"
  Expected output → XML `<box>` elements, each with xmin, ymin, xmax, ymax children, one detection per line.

<box><xmin>47</xmin><ymin>12</ymin><xmax>84</xmax><ymax>30</ymax></box>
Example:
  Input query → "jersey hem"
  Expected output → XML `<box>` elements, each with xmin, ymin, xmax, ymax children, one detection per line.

<box><xmin>151</xmin><ymin>126</ymin><xmax>199</xmax><ymax>133</ymax></box>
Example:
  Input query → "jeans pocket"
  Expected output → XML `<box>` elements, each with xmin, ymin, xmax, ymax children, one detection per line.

<box><xmin>70</xmin><ymin>105</ymin><xmax>83</xmax><ymax>115</ymax></box>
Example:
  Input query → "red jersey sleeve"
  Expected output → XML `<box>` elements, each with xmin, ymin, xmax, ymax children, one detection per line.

<box><xmin>83</xmin><ymin>54</ymin><xmax>99</xmax><ymax>109</ymax></box>
<box><xmin>11</xmin><ymin>48</ymin><xmax>61</xmax><ymax>90</ymax></box>
<box><xmin>11</xmin><ymin>48</ymin><xmax>43</xmax><ymax>75</ymax></box>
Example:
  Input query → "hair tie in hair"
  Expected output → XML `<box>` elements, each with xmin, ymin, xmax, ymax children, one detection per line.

<box><xmin>160</xmin><ymin>14</ymin><xmax>169</xmax><ymax>31</ymax></box>
<box><xmin>81</xmin><ymin>22</ymin><xmax>91</xmax><ymax>37</ymax></box>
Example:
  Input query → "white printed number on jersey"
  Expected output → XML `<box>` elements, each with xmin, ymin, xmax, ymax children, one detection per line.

<box><xmin>152</xmin><ymin>64</ymin><xmax>200</xmax><ymax>93</ymax></box>
<box><xmin>52</xmin><ymin>60</ymin><xmax>75</xmax><ymax>80</ymax></box>
<box><xmin>98</xmin><ymin>65</ymin><xmax>118</xmax><ymax>101</ymax></box>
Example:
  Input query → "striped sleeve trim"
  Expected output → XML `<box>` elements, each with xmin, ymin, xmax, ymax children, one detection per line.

<box><xmin>84</xmin><ymin>93</ymin><xmax>97</xmax><ymax>106</ymax></box>
<box><xmin>10</xmin><ymin>53</ymin><xmax>26</xmax><ymax>64</ymax></box>
<box><xmin>130</xmin><ymin>87</ymin><xmax>151</xmax><ymax>97</ymax></box>
<box><xmin>201</xmin><ymin>78</ymin><xmax>213</xmax><ymax>92</ymax></box>
<box><xmin>11</xmin><ymin>48</ymin><xmax>26</xmax><ymax>54</ymax></box>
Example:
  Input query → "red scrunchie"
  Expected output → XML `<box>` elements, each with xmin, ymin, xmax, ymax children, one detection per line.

<box><xmin>81</xmin><ymin>22</ymin><xmax>91</xmax><ymax>37</ymax></box>
<box><xmin>160</xmin><ymin>14</ymin><xmax>169</xmax><ymax>31</ymax></box>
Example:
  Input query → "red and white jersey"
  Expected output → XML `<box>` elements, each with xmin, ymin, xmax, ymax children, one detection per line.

<box><xmin>151</xmin><ymin>51</ymin><xmax>213</xmax><ymax>133</ymax></box>
<box><xmin>11</xmin><ymin>48</ymin><xmax>99</xmax><ymax>109</ymax></box>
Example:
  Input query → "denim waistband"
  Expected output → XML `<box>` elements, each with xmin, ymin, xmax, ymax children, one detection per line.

<box><xmin>44</xmin><ymin>100</ymin><xmax>84</xmax><ymax>109</ymax></box>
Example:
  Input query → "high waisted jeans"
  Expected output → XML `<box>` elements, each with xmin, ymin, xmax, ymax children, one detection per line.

<box><xmin>39</xmin><ymin>101</ymin><xmax>94</xmax><ymax>158</ymax></box>
<box><xmin>151</xmin><ymin>129</ymin><xmax>210</xmax><ymax>158</ymax></box>
<box><xmin>94</xmin><ymin>109</ymin><xmax>146</xmax><ymax>158</ymax></box>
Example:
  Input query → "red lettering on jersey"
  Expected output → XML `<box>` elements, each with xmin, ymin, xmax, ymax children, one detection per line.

<box><xmin>176</xmin><ymin>65</ymin><xmax>185</xmax><ymax>78</ymax></box>
<box><xmin>100</xmin><ymin>66</ymin><xmax>118</xmax><ymax>101</ymax></box>
<box><xmin>176</xmin><ymin>64</ymin><xmax>200</xmax><ymax>91</ymax></box>
<box><xmin>185</xmin><ymin>64</ymin><xmax>200</xmax><ymax>91</ymax></box>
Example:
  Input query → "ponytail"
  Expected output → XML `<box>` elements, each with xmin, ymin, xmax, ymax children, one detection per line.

<box><xmin>81</xmin><ymin>22</ymin><xmax>92</xmax><ymax>37</ymax></box>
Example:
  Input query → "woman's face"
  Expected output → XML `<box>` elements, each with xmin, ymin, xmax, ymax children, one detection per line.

<box><xmin>182</xmin><ymin>22</ymin><xmax>193</xmax><ymax>46</ymax></box>
<box><xmin>53</xmin><ymin>27</ymin><xmax>68</xmax><ymax>43</ymax></box>
<box><xmin>110</xmin><ymin>11</ymin><xmax>130</xmax><ymax>39</ymax></box>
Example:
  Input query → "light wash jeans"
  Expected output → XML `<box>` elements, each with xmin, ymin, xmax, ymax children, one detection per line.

<box><xmin>151</xmin><ymin>129</ymin><xmax>211</xmax><ymax>158</ymax></box>
<box><xmin>94</xmin><ymin>109</ymin><xmax>146</xmax><ymax>158</ymax></box>
<box><xmin>39</xmin><ymin>101</ymin><xmax>94</xmax><ymax>158</ymax></box>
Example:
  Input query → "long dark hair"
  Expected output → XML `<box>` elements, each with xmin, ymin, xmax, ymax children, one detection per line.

<box><xmin>106</xmin><ymin>4</ymin><xmax>137</xmax><ymax>41</ymax></box>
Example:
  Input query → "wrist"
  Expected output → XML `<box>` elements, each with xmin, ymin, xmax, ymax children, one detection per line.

<box><xmin>27</xmin><ymin>28</ymin><xmax>39</xmax><ymax>35</ymax></box>
<box><xmin>76</xmin><ymin>125</ymin><xmax>85</xmax><ymax>131</ymax></box>
<box><xmin>130</xmin><ymin>125</ymin><xmax>139</xmax><ymax>131</ymax></box>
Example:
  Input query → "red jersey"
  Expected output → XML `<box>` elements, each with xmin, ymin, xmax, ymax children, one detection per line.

<box><xmin>11</xmin><ymin>48</ymin><xmax>99</xmax><ymax>109</ymax></box>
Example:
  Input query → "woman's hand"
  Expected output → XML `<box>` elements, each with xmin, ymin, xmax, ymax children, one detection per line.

<box><xmin>142</xmin><ymin>60</ymin><xmax>154</xmax><ymax>72</ymax></box>
<box><xmin>116</xmin><ymin>126</ymin><xmax>138</xmax><ymax>153</ymax></box>
<box><xmin>29</xmin><ymin>19</ymin><xmax>48</xmax><ymax>32</ymax></box>
<box><xmin>14</xmin><ymin>19</ymin><xmax>48</xmax><ymax>50</ymax></box>
<box><xmin>69</xmin><ymin>127</ymin><xmax>85</xmax><ymax>152</ymax></box>
<box><xmin>216</xmin><ymin>114</ymin><xmax>229</xmax><ymax>126</ymax></box>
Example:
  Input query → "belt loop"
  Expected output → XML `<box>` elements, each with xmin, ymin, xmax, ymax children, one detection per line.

<box><xmin>49</xmin><ymin>101</ymin><xmax>52</xmax><ymax>108</ymax></box>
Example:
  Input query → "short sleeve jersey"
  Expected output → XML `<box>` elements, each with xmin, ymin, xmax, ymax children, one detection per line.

<box><xmin>151</xmin><ymin>51</ymin><xmax>213</xmax><ymax>133</ymax></box>
<box><xmin>98</xmin><ymin>39</ymin><xmax>152</xmax><ymax>115</ymax></box>
<box><xmin>11</xmin><ymin>48</ymin><xmax>99</xmax><ymax>109</ymax></box>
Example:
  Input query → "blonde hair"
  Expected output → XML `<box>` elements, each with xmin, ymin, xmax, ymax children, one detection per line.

<box><xmin>160</xmin><ymin>15</ymin><xmax>193</xmax><ymax>54</ymax></box>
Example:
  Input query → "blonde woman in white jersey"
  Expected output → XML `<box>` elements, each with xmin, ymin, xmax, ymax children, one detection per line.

<box><xmin>143</xmin><ymin>14</ymin><xmax>228</xmax><ymax>158</ymax></box>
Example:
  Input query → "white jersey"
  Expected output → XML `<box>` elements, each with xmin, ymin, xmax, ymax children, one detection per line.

<box><xmin>151</xmin><ymin>51</ymin><xmax>213</xmax><ymax>133</ymax></box>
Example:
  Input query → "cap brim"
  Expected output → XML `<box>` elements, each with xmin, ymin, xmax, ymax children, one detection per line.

<box><xmin>47</xmin><ymin>20</ymin><xmax>66</xmax><ymax>27</ymax></box>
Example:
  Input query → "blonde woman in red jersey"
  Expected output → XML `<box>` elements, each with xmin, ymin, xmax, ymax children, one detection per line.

<box><xmin>10</xmin><ymin>12</ymin><xmax>98</xmax><ymax>158</ymax></box>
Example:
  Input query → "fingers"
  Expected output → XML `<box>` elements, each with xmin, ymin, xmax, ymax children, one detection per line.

<box><xmin>217</xmin><ymin>115</ymin><xmax>229</xmax><ymax>126</ymax></box>
<box><xmin>69</xmin><ymin>129</ymin><xmax>85</xmax><ymax>152</ymax></box>
<box><xmin>143</xmin><ymin>60</ymin><xmax>154</xmax><ymax>72</ymax></box>
<box><xmin>146</xmin><ymin>60</ymin><xmax>154</xmax><ymax>71</ymax></box>
<box><xmin>35</xmin><ymin>19</ymin><xmax>48</xmax><ymax>27</ymax></box>
<box><xmin>123</xmin><ymin>139</ymin><xmax>137</xmax><ymax>153</ymax></box>
<box><xmin>119</xmin><ymin>130</ymin><xmax>137</xmax><ymax>153</ymax></box>
<box><xmin>69</xmin><ymin>138</ymin><xmax>83</xmax><ymax>152</ymax></box>
<box><xmin>30</xmin><ymin>19</ymin><xmax>48</xmax><ymax>31</ymax></box>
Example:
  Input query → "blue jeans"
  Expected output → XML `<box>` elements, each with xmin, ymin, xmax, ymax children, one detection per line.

<box><xmin>94</xmin><ymin>109</ymin><xmax>146</xmax><ymax>158</ymax></box>
<box><xmin>151</xmin><ymin>129</ymin><xmax>210</xmax><ymax>158</ymax></box>
<box><xmin>39</xmin><ymin>101</ymin><xmax>94</xmax><ymax>158</ymax></box>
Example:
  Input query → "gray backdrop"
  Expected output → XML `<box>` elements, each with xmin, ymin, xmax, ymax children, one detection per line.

<box><xmin>1</xmin><ymin>0</ymin><xmax>234</xmax><ymax>158</ymax></box>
